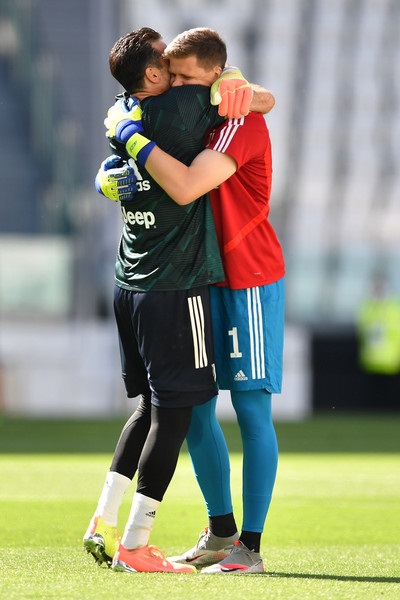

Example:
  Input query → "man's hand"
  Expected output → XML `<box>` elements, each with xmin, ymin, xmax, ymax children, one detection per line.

<box><xmin>104</xmin><ymin>97</ymin><xmax>156</xmax><ymax>166</ymax></box>
<box><xmin>210</xmin><ymin>67</ymin><xmax>253</xmax><ymax>119</ymax></box>
<box><xmin>95</xmin><ymin>155</ymin><xmax>137</xmax><ymax>202</ymax></box>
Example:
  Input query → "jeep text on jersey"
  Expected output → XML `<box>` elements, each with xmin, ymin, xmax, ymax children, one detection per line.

<box><xmin>121</xmin><ymin>206</ymin><xmax>156</xmax><ymax>229</ymax></box>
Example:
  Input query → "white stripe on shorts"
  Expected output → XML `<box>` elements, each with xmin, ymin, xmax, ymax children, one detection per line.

<box><xmin>188</xmin><ymin>295</ymin><xmax>208</xmax><ymax>369</ymax></box>
<box><xmin>247</xmin><ymin>287</ymin><xmax>265</xmax><ymax>380</ymax></box>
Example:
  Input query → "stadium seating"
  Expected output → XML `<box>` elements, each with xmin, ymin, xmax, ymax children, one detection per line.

<box><xmin>1</xmin><ymin>0</ymin><xmax>399</xmax><ymax>324</ymax></box>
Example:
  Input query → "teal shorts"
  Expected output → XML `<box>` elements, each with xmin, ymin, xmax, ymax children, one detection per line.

<box><xmin>210</xmin><ymin>278</ymin><xmax>285</xmax><ymax>393</ymax></box>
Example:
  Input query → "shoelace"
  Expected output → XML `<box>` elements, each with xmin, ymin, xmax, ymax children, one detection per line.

<box><xmin>148</xmin><ymin>545</ymin><xmax>167</xmax><ymax>560</ymax></box>
<box><xmin>196</xmin><ymin>528</ymin><xmax>210</xmax><ymax>549</ymax></box>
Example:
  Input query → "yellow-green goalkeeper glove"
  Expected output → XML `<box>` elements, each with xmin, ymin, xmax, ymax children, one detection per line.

<box><xmin>104</xmin><ymin>97</ymin><xmax>156</xmax><ymax>166</ymax></box>
<box><xmin>210</xmin><ymin>66</ymin><xmax>253</xmax><ymax>119</ymax></box>
<box><xmin>95</xmin><ymin>155</ymin><xmax>137</xmax><ymax>202</ymax></box>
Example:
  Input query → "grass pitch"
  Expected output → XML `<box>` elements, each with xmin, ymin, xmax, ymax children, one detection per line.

<box><xmin>0</xmin><ymin>414</ymin><xmax>399</xmax><ymax>599</ymax></box>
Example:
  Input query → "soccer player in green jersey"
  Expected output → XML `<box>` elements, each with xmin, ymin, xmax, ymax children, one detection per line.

<box><xmin>83</xmin><ymin>27</ymin><xmax>274</xmax><ymax>574</ymax></box>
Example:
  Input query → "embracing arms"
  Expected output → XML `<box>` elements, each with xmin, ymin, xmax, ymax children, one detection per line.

<box><xmin>96</xmin><ymin>67</ymin><xmax>273</xmax><ymax>204</ymax></box>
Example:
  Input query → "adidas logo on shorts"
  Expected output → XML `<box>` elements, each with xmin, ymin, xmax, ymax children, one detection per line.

<box><xmin>234</xmin><ymin>370</ymin><xmax>248</xmax><ymax>381</ymax></box>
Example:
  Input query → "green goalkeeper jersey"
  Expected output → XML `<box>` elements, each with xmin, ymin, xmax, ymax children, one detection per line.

<box><xmin>115</xmin><ymin>85</ymin><xmax>225</xmax><ymax>291</ymax></box>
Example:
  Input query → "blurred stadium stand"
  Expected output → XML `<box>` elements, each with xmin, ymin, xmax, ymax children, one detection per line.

<box><xmin>0</xmin><ymin>0</ymin><xmax>399</xmax><ymax>417</ymax></box>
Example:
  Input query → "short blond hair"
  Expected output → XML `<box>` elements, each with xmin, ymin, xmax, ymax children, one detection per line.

<box><xmin>164</xmin><ymin>27</ymin><xmax>227</xmax><ymax>70</ymax></box>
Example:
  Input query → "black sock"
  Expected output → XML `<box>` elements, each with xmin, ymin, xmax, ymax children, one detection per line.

<box><xmin>240</xmin><ymin>531</ymin><xmax>261</xmax><ymax>553</ymax></box>
<box><xmin>209</xmin><ymin>513</ymin><xmax>238</xmax><ymax>537</ymax></box>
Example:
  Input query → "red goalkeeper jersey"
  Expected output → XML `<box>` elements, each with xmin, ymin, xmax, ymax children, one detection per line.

<box><xmin>206</xmin><ymin>112</ymin><xmax>285</xmax><ymax>289</ymax></box>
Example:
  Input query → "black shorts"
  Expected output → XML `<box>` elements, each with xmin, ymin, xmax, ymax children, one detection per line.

<box><xmin>114</xmin><ymin>284</ymin><xmax>218</xmax><ymax>408</ymax></box>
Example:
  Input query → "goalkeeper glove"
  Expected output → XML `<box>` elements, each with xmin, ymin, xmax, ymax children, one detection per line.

<box><xmin>210</xmin><ymin>66</ymin><xmax>253</xmax><ymax>119</ymax></box>
<box><xmin>95</xmin><ymin>155</ymin><xmax>137</xmax><ymax>202</ymax></box>
<box><xmin>104</xmin><ymin>97</ymin><xmax>156</xmax><ymax>166</ymax></box>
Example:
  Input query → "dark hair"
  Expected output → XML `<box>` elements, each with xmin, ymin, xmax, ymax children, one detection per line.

<box><xmin>109</xmin><ymin>27</ymin><xmax>163</xmax><ymax>94</ymax></box>
<box><xmin>164</xmin><ymin>27</ymin><xmax>227</xmax><ymax>70</ymax></box>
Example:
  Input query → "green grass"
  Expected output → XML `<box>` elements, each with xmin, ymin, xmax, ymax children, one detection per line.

<box><xmin>1</xmin><ymin>414</ymin><xmax>399</xmax><ymax>599</ymax></box>
<box><xmin>0</xmin><ymin>412</ymin><xmax>399</xmax><ymax>453</ymax></box>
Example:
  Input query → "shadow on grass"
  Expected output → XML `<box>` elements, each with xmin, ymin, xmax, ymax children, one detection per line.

<box><xmin>268</xmin><ymin>571</ymin><xmax>400</xmax><ymax>584</ymax></box>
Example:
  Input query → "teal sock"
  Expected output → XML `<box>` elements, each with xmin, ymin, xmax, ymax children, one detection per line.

<box><xmin>187</xmin><ymin>397</ymin><xmax>233</xmax><ymax>517</ymax></box>
<box><xmin>231</xmin><ymin>389</ymin><xmax>278</xmax><ymax>533</ymax></box>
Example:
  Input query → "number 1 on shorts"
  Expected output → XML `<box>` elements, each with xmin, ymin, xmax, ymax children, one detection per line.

<box><xmin>228</xmin><ymin>327</ymin><xmax>242</xmax><ymax>358</ymax></box>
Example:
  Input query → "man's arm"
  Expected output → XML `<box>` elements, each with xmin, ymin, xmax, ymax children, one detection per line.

<box><xmin>101</xmin><ymin>96</ymin><xmax>258</xmax><ymax>206</ymax></box>
<box><xmin>145</xmin><ymin>147</ymin><xmax>237</xmax><ymax>205</ymax></box>
<box><xmin>103</xmin><ymin>96</ymin><xmax>237</xmax><ymax>204</ymax></box>
<box><xmin>250</xmin><ymin>84</ymin><xmax>275</xmax><ymax>114</ymax></box>
<box><xmin>95</xmin><ymin>146</ymin><xmax>236</xmax><ymax>206</ymax></box>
